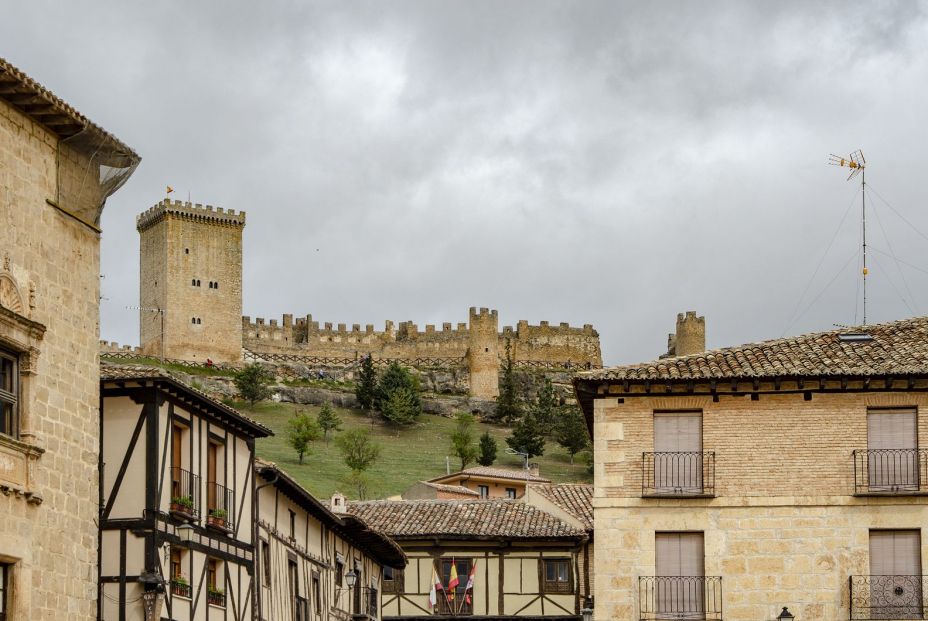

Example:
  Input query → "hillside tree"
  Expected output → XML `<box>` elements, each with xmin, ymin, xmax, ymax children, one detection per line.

<box><xmin>286</xmin><ymin>410</ymin><xmax>321</xmax><ymax>464</ymax></box>
<box><xmin>375</xmin><ymin>362</ymin><xmax>421</xmax><ymax>425</ymax></box>
<box><xmin>555</xmin><ymin>405</ymin><xmax>591</xmax><ymax>464</ymax></box>
<box><xmin>531</xmin><ymin>378</ymin><xmax>559</xmax><ymax>437</ymax></box>
<box><xmin>477</xmin><ymin>431</ymin><xmax>498</xmax><ymax>466</ymax></box>
<box><xmin>506</xmin><ymin>411</ymin><xmax>546</xmax><ymax>460</ymax></box>
<box><xmin>316</xmin><ymin>402</ymin><xmax>342</xmax><ymax>443</ymax></box>
<box><xmin>233</xmin><ymin>363</ymin><xmax>274</xmax><ymax>406</ymax></box>
<box><xmin>355</xmin><ymin>355</ymin><xmax>377</xmax><ymax>410</ymax></box>
<box><xmin>495</xmin><ymin>340</ymin><xmax>522</xmax><ymax>424</ymax></box>
<box><xmin>450</xmin><ymin>412</ymin><xmax>479</xmax><ymax>470</ymax></box>
<box><xmin>337</xmin><ymin>428</ymin><xmax>381</xmax><ymax>499</ymax></box>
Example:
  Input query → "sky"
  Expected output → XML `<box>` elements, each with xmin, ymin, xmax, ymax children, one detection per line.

<box><xmin>4</xmin><ymin>1</ymin><xmax>928</xmax><ymax>365</ymax></box>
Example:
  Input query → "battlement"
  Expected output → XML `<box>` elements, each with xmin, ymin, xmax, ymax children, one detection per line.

<box><xmin>136</xmin><ymin>199</ymin><xmax>246</xmax><ymax>232</ymax></box>
<box><xmin>677</xmin><ymin>310</ymin><xmax>705</xmax><ymax>326</ymax></box>
<box><xmin>504</xmin><ymin>319</ymin><xmax>598</xmax><ymax>337</ymax></box>
<box><xmin>99</xmin><ymin>340</ymin><xmax>143</xmax><ymax>354</ymax></box>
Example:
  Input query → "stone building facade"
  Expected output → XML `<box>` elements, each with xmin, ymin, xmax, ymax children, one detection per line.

<box><xmin>137</xmin><ymin>200</ymin><xmax>245</xmax><ymax>363</ymax></box>
<box><xmin>0</xmin><ymin>57</ymin><xmax>139</xmax><ymax>620</ymax></box>
<box><xmin>575</xmin><ymin>316</ymin><xmax>928</xmax><ymax>621</ymax></box>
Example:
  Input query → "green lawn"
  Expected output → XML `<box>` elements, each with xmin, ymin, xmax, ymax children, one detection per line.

<box><xmin>234</xmin><ymin>401</ymin><xmax>592</xmax><ymax>500</ymax></box>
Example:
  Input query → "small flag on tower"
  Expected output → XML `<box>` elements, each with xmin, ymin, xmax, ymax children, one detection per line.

<box><xmin>166</xmin><ymin>185</ymin><xmax>174</xmax><ymax>194</ymax></box>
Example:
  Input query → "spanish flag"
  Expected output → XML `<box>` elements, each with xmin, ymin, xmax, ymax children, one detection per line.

<box><xmin>448</xmin><ymin>561</ymin><xmax>459</xmax><ymax>600</ymax></box>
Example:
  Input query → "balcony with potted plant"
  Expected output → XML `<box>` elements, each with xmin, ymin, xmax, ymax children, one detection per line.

<box><xmin>170</xmin><ymin>575</ymin><xmax>191</xmax><ymax>599</ymax></box>
<box><xmin>207</xmin><ymin>585</ymin><xmax>225</xmax><ymax>608</ymax></box>
<box><xmin>170</xmin><ymin>467</ymin><xmax>200</xmax><ymax>521</ymax></box>
<box><xmin>206</xmin><ymin>481</ymin><xmax>235</xmax><ymax>534</ymax></box>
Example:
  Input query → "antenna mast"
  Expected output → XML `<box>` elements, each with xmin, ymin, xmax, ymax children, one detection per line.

<box><xmin>828</xmin><ymin>150</ymin><xmax>867</xmax><ymax>324</ymax></box>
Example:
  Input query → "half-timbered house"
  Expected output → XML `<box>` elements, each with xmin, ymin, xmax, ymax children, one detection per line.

<box><xmin>347</xmin><ymin>499</ymin><xmax>588</xmax><ymax>621</ymax></box>
<box><xmin>254</xmin><ymin>461</ymin><xmax>406</xmax><ymax>621</ymax></box>
<box><xmin>99</xmin><ymin>364</ymin><xmax>271</xmax><ymax>621</ymax></box>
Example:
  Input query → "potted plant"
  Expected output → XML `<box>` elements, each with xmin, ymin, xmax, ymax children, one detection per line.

<box><xmin>170</xmin><ymin>575</ymin><xmax>191</xmax><ymax>598</ymax></box>
<box><xmin>170</xmin><ymin>495</ymin><xmax>195</xmax><ymax>519</ymax></box>
<box><xmin>207</xmin><ymin>508</ymin><xmax>229</xmax><ymax>531</ymax></box>
<box><xmin>207</xmin><ymin>585</ymin><xmax>225</xmax><ymax>607</ymax></box>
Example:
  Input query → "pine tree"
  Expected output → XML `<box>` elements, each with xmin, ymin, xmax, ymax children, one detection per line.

<box><xmin>233</xmin><ymin>363</ymin><xmax>274</xmax><ymax>406</ymax></box>
<box><xmin>286</xmin><ymin>410</ymin><xmax>321</xmax><ymax>464</ymax></box>
<box><xmin>355</xmin><ymin>355</ymin><xmax>377</xmax><ymax>410</ymax></box>
<box><xmin>450</xmin><ymin>412</ymin><xmax>479</xmax><ymax>470</ymax></box>
<box><xmin>477</xmin><ymin>431</ymin><xmax>498</xmax><ymax>466</ymax></box>
<box><xmin>531</xmin><ymin>378</ymin><xmax>558</xmax><ymax>437</ymax></box>
<box><xmin>506</xmin><ymin>411</ymin><xmax>545</xmax><ymax>460</ymax></box>
<box><xmin>495</xmin><ymin>340</ymin><xmax>522</xmax><ymax>424</ymax></box>
<box><xmin>316</xmin><ymin>402</ymin><xmax>342</xmax><ymax>443</ymax></box>
<box><xmin>555</xmin><ymin>405</ymin><xmax>591</xmax><ymax>464</ymax></box>
<box><xmin>375</xmin><ymin>362</ymin><xmax>421</xmax><ymax>424</ymax></box>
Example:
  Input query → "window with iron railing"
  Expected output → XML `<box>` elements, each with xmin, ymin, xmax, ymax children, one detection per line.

<box><xmin>638</xmin><ymin>576</ymin><xmax>723</xmax><ymax>621</ymax></box>
<box><xmin>850</xmin><ymin>575</ymin><xmax>926</xmax><ymax>620</ymax></box>
<box><xmin>642</xmin><ymin>452</ymin><xmax>715</xmax><ymax>497</ymax></box>
<box><xmin>169</xmin><ymin>467</ymin><xmax>200</xmax><ymax>520</ymax></box>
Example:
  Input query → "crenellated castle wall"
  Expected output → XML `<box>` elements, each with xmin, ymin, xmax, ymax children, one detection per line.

<box><xmin>242</xmin><ymin>308</ymin><xmax>602</xmax><ymax>367</ymax></box>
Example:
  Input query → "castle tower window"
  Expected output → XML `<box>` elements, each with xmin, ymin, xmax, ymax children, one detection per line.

<box><xmin>192</xmin><ymin>318</ymin><xmax>196</xmax><ymax>324</ymax></box>
<box><xmin>196</xmin><ymin>279</ymin><xmax>201</xmax><ymax>287</ymax></box>
<box><xmin>197</xmin><ymin>318</ymin><xmax>202</xmax><ymax>325</ymax></box>
<box><xmin>185</xmin><ymin>248</ymin><xmax>189</xmax><ymax>254</ymax></box>
<box><xmin>214</xmin><ymin>281</ymin><xmax>218</xmax><ymax>289</ymax></box>
<box><xmin>191</xmin><ymin>279</ymin><xmax>196</xmax><ymax>286</ymax></box>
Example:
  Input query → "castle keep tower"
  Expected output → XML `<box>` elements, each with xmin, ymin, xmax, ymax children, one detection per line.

<box><xmin>137</xmin><ymin>199</ymin><xmax>245</xmax><ymax>362</ymax></box>
<box><xmin>467</xmin><ymin>307</ymin><xmax>500</xmax><ymax>399</ymax></box>
<box><xmin>664</xmin><ymin>310</ymin><xmax>706</xmax><ymax>357</ymax></box>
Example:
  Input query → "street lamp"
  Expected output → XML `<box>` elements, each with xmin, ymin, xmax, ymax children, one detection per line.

<box><xmin>777</xmin><ymin>607</ymin><xmax>794</xmax><ymax>621</ymax></box>
<box><xmin>345</xmin><ymin>569</ymin><xmax>358</xmax><ymax>588</ymax></box>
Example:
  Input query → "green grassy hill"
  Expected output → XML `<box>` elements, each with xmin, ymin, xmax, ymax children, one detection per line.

<box><xmin>233</xmin><ymin>400</ymin><xmax>592</xmax><ymax>500</ymax></box>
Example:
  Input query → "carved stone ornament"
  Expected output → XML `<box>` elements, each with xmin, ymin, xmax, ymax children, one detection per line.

<box><xmin>0</xmin><ymin>274</ymin><xmax>24</xmax><ymax>315</ymax></box>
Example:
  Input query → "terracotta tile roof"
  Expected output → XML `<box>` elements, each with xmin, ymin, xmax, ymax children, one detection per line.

<box><xmin>100</xmin><ymin>362</ymin><xmax>272</xmax><ymax>437</ymax></box>
<box><xmin>429</xmin><ymin>466</ymin><xmax>552</xmax><ymax>484</ymax></box>
<box><xmin>421</xmin><ymin>481</ymin><xmax>480</xmax><ymax>497</ymax></box>
<box><xmin>0</xmin><ymin>56</ymin><xmax>138</xmax><ymax>157</ymax></box>
<box><xmin>576</xmin><ymin>316</ymin><xmax>928</xmax><ymax>383</ymax></box>
<box><xmin>529</xmin><ymin>483</ymin><xmax>593</xmax><ymax>531</ymax></box>
<box><xmin>347</xmin><ymin>499</ymin><xmax>586</xmax><ymax>541</ymax></box>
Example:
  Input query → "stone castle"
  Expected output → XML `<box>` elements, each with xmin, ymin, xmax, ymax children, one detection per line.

<box><xmin>121</xmin><ymin>199</ymin><xmax>603</xmax><ymax>397</ymax></box>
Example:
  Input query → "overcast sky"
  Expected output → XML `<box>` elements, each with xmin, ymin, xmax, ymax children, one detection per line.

<box><xmin>4</xmin><ymin>1</ymin><xmax>928</xmax><ymax>365</ymax></box>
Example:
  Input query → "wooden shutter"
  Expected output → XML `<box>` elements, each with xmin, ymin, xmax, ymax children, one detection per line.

<box><xmin>654</xmin><ymin>413</ymin><xmax>702</xmax><ymax>453</ymax></box>
<box><xmin>654</xmin><ymin>413</ymin><xmax>702</xmax><ymax>492</ymax></box>
<box><xmin>867</xmin><ymin>409</ymin><xmax>918</xmax><ymax>490</ymax></box>
<box><xmin>870</xmin><ymin>530</ymin><xmax>922</xmax><ymax>575</ymax></box>
<box><xmin>656</xmin><ymin>533</ymin><xmax>704</xmax><ymax>577</ymax></box>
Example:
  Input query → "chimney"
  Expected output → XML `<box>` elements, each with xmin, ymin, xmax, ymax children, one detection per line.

<box><xmin>663</xmin><ymin>311</ymin><xmax>706</xmax><ymax>357</ymax></box>
<box><xmin>330</xmin><ymin>491</ymin><xmax>347</xmax><ymax>514</ymax></box>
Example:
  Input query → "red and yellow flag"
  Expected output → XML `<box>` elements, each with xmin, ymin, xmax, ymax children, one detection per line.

<box><xmin>448</xmin><ymin>561</ymin><xmax>459</xmax><ymax>599</ymax></box>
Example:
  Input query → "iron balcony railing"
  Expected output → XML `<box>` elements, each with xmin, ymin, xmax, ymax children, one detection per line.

<box><xmin>642</xmin><ymin>452</ymin><xmax>715</xmax><ymax>497</ymax></box>
<box><xmin>169</xmin><ymin>467</ymin><xmax>200</xmax><ymax>519</ymax></box>
<box><xmin>638</xmin><ymin>576</ymin><xmax>722</xmax><ymax>621</ymax></box>
<box><xmin>353</xmin><ymin>586</ymin><xmax>379</xmax><ymax>618</ymax></box>
<box><xmin>207</xmin><ymin>590</ymin><xmax>226</xmax><ymax>607</ymax></box>
<box><xmin>853</xmin><ymin>449</ymin><xmax>928</xmax><ymax>495</ymax></box>
<box><xmin>850</xmin><ymin>575</ymin><xmax>927</xmax><ymax>619</ymax></box>
<box><xmin>206</xmin><ymin>481</ymin><xmax>235</xmax><ymax>532</ymax></box>
<box><xmin>639</xmin><ymin>576</ymin><xmax>723</xmax><ymax>621</ymax></box>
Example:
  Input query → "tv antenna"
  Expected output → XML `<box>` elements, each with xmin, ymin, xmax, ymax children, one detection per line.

<box><xmin>505</xmin><ymin>447</ymin><xmax>530</xmax><ymax>470</ymax></box>
<box><xmin>828</xmin><ymin>149</ymin><xmax>868</xmax><ymax>324</ymax></box>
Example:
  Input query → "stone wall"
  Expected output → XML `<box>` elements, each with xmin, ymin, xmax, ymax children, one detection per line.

<box><xmin>593</xmin><ymin>385</ymin><xmax>928</xmax><ymax>621</ymax></box>
<box><xmin>0</xmin><ymin>96</ymin><xmax>115</xmax><ymax>620</ymax></box>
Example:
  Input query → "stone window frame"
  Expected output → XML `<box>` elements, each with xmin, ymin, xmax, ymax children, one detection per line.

<box><xmin>0</xmin><ymin>562</ymin><xmax>8</xmax><ymax>620</ymax></box>
<box><xmin>0</xmin><ymin>350</ymin><xmax>18</xmax><ymax>439</ymax></box>
<box><xmin>0</xmin><ymin>304</ymin><xmax>46</xmax><ymax>502</ymax></box>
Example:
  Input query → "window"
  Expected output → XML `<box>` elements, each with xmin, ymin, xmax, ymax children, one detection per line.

<box><xmin>207</xmin><ymin>558</ymin><xmax>225</xmax><ymax>607</ymax></box>
<box><xmin>169</xmin><ymin>547</ymin><xmax>191</xmax><ymax>598</ymax></box>
<box><xmin>383</xmin><ymin>566</ymin><xmax>404</xmax><ymax>594</ymax></box>
<box><xmin>191</xmin><ymin>278</ymin><xmax>196</xmax><ymax>286</ymax></box>
<box><xmin>196</xmin><ymin>279</ymin><xmax>201</xmax><ymax>287</ymax></box>
<box><xmin>0</xmin><ymin>563</ymin><xmax>9</xmax><ymax>621</ymax></box>
<box><xmin>289</xmin><ymin>509</ymin><xmax>296</xmax><ymax>540</ymax></box>
<box><xmin>185</xmin><ymin>248</ymin><xmax>189</xmax><ymax>254</ymax></box>
<box><xmin>505</xmin><ymin>488</ymin><xmax>516</xmax><ymax>499</ymax></box>
<box><xmin>191</xmin><ymin>317</ymin><xmax>196</xmax><ymax>324</ymax></box>
<box><xmin>335</xmin><ymin>558</ymin><xmax>344</xmax><ymax>587</ymax></box>
<box><xmin>869</xmin><ymin>530</ymin><xmax>923</xmax><ymax>620</ymax></box>
<box><xmin>867</xmin><ymin>408</ymin><xmax>919</xmax><ymax>492</ymax></box>
<box><xmin>0</xmin><ymin>351</ymin><xmax>19</xmax><ymax>438</ymax></box>
<box><xmin>655</xmin><ymin>532</ymin><xmax>705</xmax><ymax>617</ymax></box>
<box><xmin>439</xmin><ymin>559</ymin><xmax>472</xmax><ymax>615</ymax></box>
<box><xmin>477</xmin><ymin>485</ymin><xmax>489</xmax><ymax>499</ymax></box>
<box><xmin>312</xmin><ymin>571</ymin><xmax>321</xmax><ymax>613</ymax></box>
<box><xmin>214</xmin><ymin>281</ymin><xmax>218</xmax><ymax>289</ymax></box>
<box><xmin>288</xmin><ymin>560</ymin><xmax>300</xmax><ymax>618</ymax></box>
<box><xmin>542</xmin><ymin>559</ymin><xmax>572</xmax><ymax>593</ymax></box>
<box><xmin>261</xmin><ymin>540</ymin><xmax>271</xmax><ymax>586</ymax></box>
<box><xmin>652</xmin><ymin>412</ymin><xmax>703</xmax><ymax>494</ymax></box>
